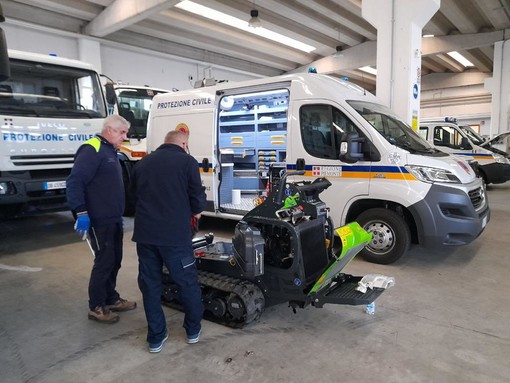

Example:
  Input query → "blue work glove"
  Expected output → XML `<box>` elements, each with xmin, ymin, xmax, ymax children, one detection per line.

<box><xmin>74</xmin><ymin>213</ymin><xmax>90</xmax><ymax>239</ymax></box>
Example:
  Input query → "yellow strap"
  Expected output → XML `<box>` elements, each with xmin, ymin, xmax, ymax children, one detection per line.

<box><xmin>84</xmin><ymin>137</ymin><xmax>101</xmax><ymax>152</ymax></box>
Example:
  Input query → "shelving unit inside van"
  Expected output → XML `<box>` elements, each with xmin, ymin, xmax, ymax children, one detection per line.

<box><xmin>218</xmin><ymin>89</ymin><xmax>289</xmax><ymax>213</ymax></box>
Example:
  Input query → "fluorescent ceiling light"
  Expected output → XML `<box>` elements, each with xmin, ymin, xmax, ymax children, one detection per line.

<box><xmin>447</xmin><ymin>51</ymin><xmax>474</xmax><ymax>67</ymax></box>
<box><xmin>422</xmin><ymin>34</ymin><xmax>435</xmax><ymax>38</ymax></box>
<box><xmin>358</xmin><ymin>66</ymin><xmax>377</xmax><ymax>75</ymax></box>
<box><xmin>175</xmin><ymin>1</ymin><xmax>315</xmax><ymax>53</ymax></box>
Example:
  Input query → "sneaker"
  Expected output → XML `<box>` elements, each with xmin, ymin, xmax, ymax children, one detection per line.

<box><xmin>149</xmin><ymin>333</ymin><xmax>169</xmax><ymax>353</ymax></box>
<box><xmin>106</xmin><ymin>298</ymin><xmax>137</xmax><ymax>312</ymax></box>
<box><xmin>187</xmin><ymin>330</ymin><xmax>201</xmax><ymax>344</ymax></box>
<box><xmin>88</xmin><ymin>306</ymin><xmax>119</xmax><ymax>324</ymax></box>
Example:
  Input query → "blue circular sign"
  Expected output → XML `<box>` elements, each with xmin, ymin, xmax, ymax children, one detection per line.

<box><xmin>413</xmin><ymin>83</ymin><xmax>419</xmax><ymax>99</ymax></box>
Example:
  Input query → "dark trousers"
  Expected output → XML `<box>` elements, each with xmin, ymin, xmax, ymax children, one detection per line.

<box><xmin>88</xmin><ymin>223</ymin><xmax>123</xmax><ymax>310</ymax></box>
<box><xmin>137</xmin><ymin>243</ymin><xmax>203</xmax><ymax>344</ymax></box>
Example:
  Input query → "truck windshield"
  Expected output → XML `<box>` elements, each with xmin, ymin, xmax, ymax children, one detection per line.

<box><xmin>116</xmin><ymin>87</ymin><xmax>168</xmax><ymax>139</ymax></box>
<box><xmin>0</xmin><ymin>58</ymin><xmax>106</xmax><ymax>118</ymax></box>
<box><xmin>348</xmin><ymin>100</ymin><xmax>436</xmax><ymax>154</ymax></box>
<box><xmin>458</xmin><ymin>125</ymin><xmax>485</xmax><ymax>145</ymax></box>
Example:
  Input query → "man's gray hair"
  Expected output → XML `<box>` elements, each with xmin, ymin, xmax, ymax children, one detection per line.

<box><xmin>102</xmin><ymin>114</ymin><xmax>130</xmax><ymax>134</ymax></box>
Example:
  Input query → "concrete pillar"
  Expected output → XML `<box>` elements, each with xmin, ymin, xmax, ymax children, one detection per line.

<box><xmin>363</xmin><ymin>0</ymin><xmax>440</xmax><ymax>129</ymax></box>
<box><xmin>484</xmin><ymin>37</ymin><xmax>510</xmax><ymax>137</ymax></box>
<box><xmin>77</xmin><ymin>38</ymin><xmax>102</xmax><ymax>74</ymax></box>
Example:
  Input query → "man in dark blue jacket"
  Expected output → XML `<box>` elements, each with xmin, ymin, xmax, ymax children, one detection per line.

<box><xmin>131</xmin><ymin>130</ymin><xmax>206</xmax><ymax>353</ymax></box>
<box><xmin>67</xmin><ymin>115</ymin><xmax>137</xmax><ymax>324</ymax></box>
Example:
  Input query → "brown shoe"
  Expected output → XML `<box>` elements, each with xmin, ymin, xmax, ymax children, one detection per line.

<box><xmin>106</xmin><ymin>298</ymin><xmax>137</xmax><ymax>312</ymax></box>
<box><xmin>88</xmin><ymin>306</ymin><xmax>119</xmax><ymax>324</ymax></box>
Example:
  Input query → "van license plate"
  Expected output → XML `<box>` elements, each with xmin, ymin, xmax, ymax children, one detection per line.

<box><xmin>44</xmin><ymin>181</ymin><xmax>66</xmax><ymax>190</ymax></box>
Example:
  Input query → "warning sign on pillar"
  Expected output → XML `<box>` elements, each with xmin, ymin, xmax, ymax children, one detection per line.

<box><xmin>412</xmin><ymin>110</ymin><xmax>418</xmax><ymax>131</ymax></box>
<box><xmin>413</xmin><ymin>83</ymin><xmax>419</xmax><ymax>99</ymax></box>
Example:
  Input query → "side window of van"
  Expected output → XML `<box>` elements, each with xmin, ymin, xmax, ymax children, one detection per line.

<box><xmin>433</xmin><ymin>126</ymin><xmax>463</xmax><ymax>149</ymax></box>
<box><xmin>300</xmin><ymin>104</ymin><xmax>364</xmax><ymax>159</ymax></box>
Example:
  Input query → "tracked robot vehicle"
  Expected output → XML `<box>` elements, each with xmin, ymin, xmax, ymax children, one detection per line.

<box><xmin>162</xmin><ymin>171</ymin><xmax>393</xmax><ymax>328</ymax></box>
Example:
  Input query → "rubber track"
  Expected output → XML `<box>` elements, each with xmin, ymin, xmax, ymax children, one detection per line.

<box><xmin>163</xmin><ymin>271</ymin><xmax>265</xmax><ymax>328</ymax></box>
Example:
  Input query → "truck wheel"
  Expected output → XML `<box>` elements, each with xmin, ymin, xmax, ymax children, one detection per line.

<box><xmin>356</xmin><ymin>208</ymin><xmax>410</xmax><ymax>264</ymax></box>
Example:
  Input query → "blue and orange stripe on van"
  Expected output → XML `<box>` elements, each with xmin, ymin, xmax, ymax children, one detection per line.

<box><xmin>286</xmin><ymin>164</ymin><xmax>417</xmax><ymax>180</ymax></box>
<box><xmin>452</xmin><ymin>152</ymin><xmax>493</xmax><ymax>160</ymax></box>
<box><xmin>199</xmin><ymin>163</ymin><xmax>417</xmax><ymax>180</ymax></box>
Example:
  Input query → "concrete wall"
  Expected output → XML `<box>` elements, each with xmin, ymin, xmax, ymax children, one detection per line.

<box><xmin>421</xmin><ymin>84</ymin><xmax>492</xmax><ymax>135</ymax></box>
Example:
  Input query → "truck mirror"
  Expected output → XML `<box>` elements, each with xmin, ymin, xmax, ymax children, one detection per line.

<box><xmin>104</xmin><ymin>82</ymin><xmax>117</xmax><ymax>105</ymax></box>
<box><xmin>339</xmin><ymin>133</ymin><xmax>364</xmax><ymax>164</ymax></box>
<box><xmin>460</xmin><ymin>137</ymin><xmax>472</xmax><ymax>150</ymax></box>
<box><xmin>202</xmin><ymin>158</ymin><xmax>210</xmax><ymax>172</ymax></box>
<box><xmin>0</xmin><ymin>28</ymin><xmax>10</xmax><ymax>82</ymax></box>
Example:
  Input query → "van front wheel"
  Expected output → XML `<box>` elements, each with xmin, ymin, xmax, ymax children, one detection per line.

<box><xmin>356</xmin><ymin>208</ymin><xmax>410</xmax><ymax>264</ymax></box>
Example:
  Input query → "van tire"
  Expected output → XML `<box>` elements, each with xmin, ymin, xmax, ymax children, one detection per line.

<box><xmin>356</xmin><ymin>208</ymin><xmax>410</xmax><ymax>264</ymax></box>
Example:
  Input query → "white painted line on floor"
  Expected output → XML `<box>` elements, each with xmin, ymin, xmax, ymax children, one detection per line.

<box><xmin>0</xmin><ymin>264</ymin><xmax>42</xmax><ymax>272</ymax></box>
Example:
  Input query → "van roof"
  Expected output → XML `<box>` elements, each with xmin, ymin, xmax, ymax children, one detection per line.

<box><xmin>156</xmin><ymin>73</ymin><xmax>376</xmax><ymax>103</ymax></box>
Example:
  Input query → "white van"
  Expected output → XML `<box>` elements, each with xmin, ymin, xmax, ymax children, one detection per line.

<box><xmin>458</xmin><ymin>124</ymin><xmax>510</xmax><ymax>158</ymax></box>
<box><xmin>419</xmin><ymin>120</ymin><xmax>510</xmax><ymax>185</ymax></box>
<box><xmin>147</xmin><ymin>73</ymin><xmax>489</xmax><ymax>264</ymax></box>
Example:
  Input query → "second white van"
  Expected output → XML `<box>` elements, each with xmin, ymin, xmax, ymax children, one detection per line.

<box><xmin>419</xmin><ymin>120</ymin><xmax>510</xmax><ymax>185</ymax></box>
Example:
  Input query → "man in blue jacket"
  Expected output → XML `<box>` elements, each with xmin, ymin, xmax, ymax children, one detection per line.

<box><xmin>131</xmin><ymin>130</ymin><xmax>206</xmax><ymax>353</ymax></box>
<box><xmin>67</xmin><ymin>115</ymin><xmax>137</xmax><ymax>324</ymax></box>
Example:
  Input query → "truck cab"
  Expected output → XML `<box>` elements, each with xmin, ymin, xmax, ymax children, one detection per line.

<box><xmin>0</xmin><ymin>50</ymin><xmax>106</xmax><ymax>219</ymax></box>
<box><xmin>104</xmin><ymin>83</ymin><xmax>170</xmax><ymax>160</ymax></box>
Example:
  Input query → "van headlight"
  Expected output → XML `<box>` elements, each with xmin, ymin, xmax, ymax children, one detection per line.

<box><xmin>406</xmin><ymin>165</ymin><xmax>461</xmax><ymax>183</ymax></box>
<box><xmin>493</xmin><ymin>153</ymin><xmax>510</xmax><ymax>164</ymax></box>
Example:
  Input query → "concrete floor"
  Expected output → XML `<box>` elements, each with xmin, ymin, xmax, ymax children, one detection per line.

<box><xmin>1</xmin><ymin>184</ymin><xmax>510</xmax><ymax>383</ymax></box>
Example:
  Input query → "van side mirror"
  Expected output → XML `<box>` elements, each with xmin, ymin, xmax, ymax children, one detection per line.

<box><xmin>296</xmin><ymin>158</ymin><xmax>305</xmax><ymax>170</ymax></box>
<box><xmin>339</xmin><ymin>133</ymin><xmax>364</xmax><ymax>164</ymax></box>
<box><xmin>460</xmin><ymin>137</ymin><xmax>472</xmax><ymax>150</ymax></box>
<box><xmin>202</xmin><ymin>158</ymin><xmax>210</xmax><ymax>172</ymax></box>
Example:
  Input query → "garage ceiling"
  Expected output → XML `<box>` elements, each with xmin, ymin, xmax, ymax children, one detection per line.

<box><xmin>2</xmin><ymin>0</ymin><xmax>510</xmax><ymax>92</ymax></box>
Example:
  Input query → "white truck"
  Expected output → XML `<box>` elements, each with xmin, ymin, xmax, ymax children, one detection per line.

<box><xmin>146</xmin><ymin>73</ymin><xmax>490</xmax><ymax>264</ymax></box>
<box><xmin>104</xmin><ymin>82</ymin><xmax>170</xmax><ymax>214</ymax></box>
<box><xmin>0</xmin><ymin>50</ymin><xmax>107</xmax><ymax>219</ymax></box>
<box><xmin>104</xmin><ymin>82</ymin><xmax>170</xmax><ymax>160</ymax></box>
<box><xmin>419</xmin><ymin>119</ymin><xmax>510</xmax><ymax>185</ymax></box>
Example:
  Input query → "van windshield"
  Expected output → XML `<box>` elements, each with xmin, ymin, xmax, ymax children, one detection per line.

<box><xmin>348</xmin><ymin>101</ymin><xmax>436</xmax><ymax>154</ymax></box>
<box><xmin>457</xmin><ymin>125</ymin><xmax>484</xmax><ymax>145</ymax></box>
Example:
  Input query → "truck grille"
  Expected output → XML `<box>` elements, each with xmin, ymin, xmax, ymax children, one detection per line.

<box><xmin>468</xmin><ymin>187</ymin><xmax>484</xmax><ymax>210</ymax></box>
<box><xmin>30</xmin><ymin>168</ymin><xmax>72</xmax><ymax>179</ymax></box>
<box><xmin>10</xmin><ymin>154</ymin><xmax>74</xmax><ymax>166</ymax></box>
